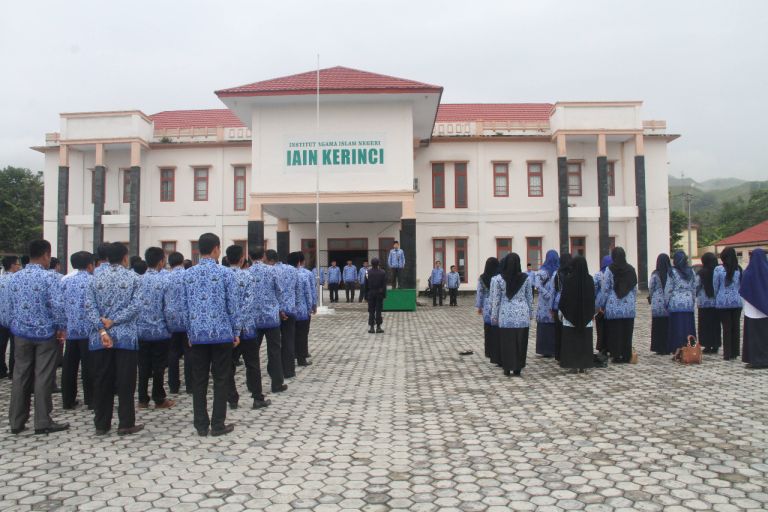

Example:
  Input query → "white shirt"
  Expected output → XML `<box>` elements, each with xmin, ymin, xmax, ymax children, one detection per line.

<box><xmin>743</xmin><ymin>299</ymin><xmax>767</xmax><ymax>319</ymax></box>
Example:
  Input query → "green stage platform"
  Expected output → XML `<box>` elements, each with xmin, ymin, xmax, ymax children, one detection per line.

<box><xmin>383</xmin><ymin>288</ymin><xmax>417</xmax><ymax>311</ymax></box>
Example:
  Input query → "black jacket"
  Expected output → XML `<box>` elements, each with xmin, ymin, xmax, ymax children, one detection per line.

<box><xmin>366</xmin><ymin>268</ymin><xmax>387</xmax><ymax>299</ymax></box>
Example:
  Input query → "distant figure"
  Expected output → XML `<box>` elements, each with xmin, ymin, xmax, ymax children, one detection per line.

<box><xmin>326</xmin><ymin>261</ymin><xmax>341</xmax><ymax>303</ymax></box>
<box><xmin>387</xmin><ymin>241</ymin><xmax>405</xmax><ymax>289</ymax></box>
<box><xmin>664</xmin><ymin>251</ymin><xmax>696</xmax><ymax>355</ymax></box>
<box><xmin>649</xmin><ymin>253</ymin><xmax>671</xmax><ymax>355</ymax></box>
<box><xmin>715</xmin><ymin>247</ymin><xmax>743</xmax><ymax>361</ymax></box>
<box><xmin>598</xmin><ymin>247</ymin><xmax>638</xmax><ymax>364</ymax></box>
<box><xmin>430</xmin><ymin>261</ymin><xmax>446</xmax><ymax>307</ymax></box>
<box><xmin>342</xmin><ymin>260</ymin><xmax>358</xmax><ymax>303</ymax></box>
<box><xmin>446</xmin><ymin>265</ymin><xmax>460</xmax><ymax>306</ymax></box>
<box><xmin>558</xmin><ymin>255</ymin><xmax>595</xmax><ymax>373</ymax></box>
<box><xmin>695</xmin><ymin>252</ymin><xmax>720</xmax><ymax>354</ymax></box>
<box><xmin>366</xmin><ymin>258</ymin><xmax>387</xmax><ymax>333</ymax></box>
<box><xmin>358</xmin><ymin>261</ymin><xmax>369</xmax><ymax>303</ymax></box>
<box><xmin>0</xmin><ymin>255</ymin><xmax>22</xmax><ymax>379</ymax></box>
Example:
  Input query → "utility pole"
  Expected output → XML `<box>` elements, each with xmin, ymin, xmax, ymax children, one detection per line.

<box><xmin>683</xmin><ymin>185</ymin><xmax>694</xmax><ymax>260</ymax></box>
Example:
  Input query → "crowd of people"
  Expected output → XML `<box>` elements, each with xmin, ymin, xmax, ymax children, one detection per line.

<box><xmin>476</xmin><ymin>246</ymin><xmax>768</xmax><ymax>377</ymax></box>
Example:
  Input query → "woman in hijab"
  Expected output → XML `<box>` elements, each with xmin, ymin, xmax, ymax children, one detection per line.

<box><xmin>552</xmin><ymin>253</ymin><xmax>573</xmax><ymax>361</ymax></box>
<box><xmin>664</xmin><ymin>251</ymin><xmax>696</xmax><ymax>355</ymax></box>
<box><xmin>714</xmin><ymin>247</ymin><xmax>743</xmax><ymax>360</ymax></box>
<box><xmin>476</xmin><ymin>257</ymin><xmax>500</xmax><ymax>364</ymax></box>
<box><xmin>535</xmin><ymin>250</ymin><xmax>559</xmax><ymax>357</ymax></box>
<box><xmin>695</xmin><ymin>252</ymin><xmax>720</xmax><ymax>354</ymax></box>
<box><xmin>559</xmin><ymin>256</ymin><xmax>596</xmax><ymax>373</ymax></box>
<box><xmin>740</xmin><ymin>248</ymin><xmax>768</xmax><ymax>368</ymax></box>
<box><xmin>489</xmin><ymin>253</ymin><xmax>533</xmax><ymax>377</ymax></box>
<box><xmin>598</xmin><ymin>247</ymin><xmax>638</xmax><ymax>363</ymax></box>
<box><xmin>649</xmin><ymin>253</ymin><xmax>672</xmax><ymax>355</ymax></box>
<box><xmin>593</xmin><ymin>255</ymin><xmax>612</xmax><ymax>354</ymax></box>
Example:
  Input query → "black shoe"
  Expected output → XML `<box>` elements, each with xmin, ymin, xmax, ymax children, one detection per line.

<box><xmin>228</xmin><ymin>401</ymin><xmax>238</xmax><ymax>409</ymax></box>
<box><xmin>376</xmin><ymin>327</ymin><xmax>384</xmax><ymax>334</ymax></box>
<box><xmin>272</xmin><ymin>384</ymin><xmax>288</xmax><ymax>393</ymax></box>
<box><xmin>297</xmin><ymin>360</ymin><xmax>312</xmax><ymax>367</ymax></box>
<box><xmin>0</xmin><ymin>371</ymin><xmax>7</xmax><ymax>380</ymax></box>
<box><xmin>504</xmin><ymin>369</ymin><xmax>511</xmax><ymax>376</ymax></box>
<box><xmin>10</xmin><ymin>426</ymin><xmax>26</xmax><ymax>435</ymax></box>
<box><xmin>169</xmin><ymin>387</ymin><xmax>180</xmax><ymax>394</ymax></box>
<box><xmin>368</xmin><ymin>327</ymin><xmax>375</xmax><ymax>334</ymax></box>
<box><xmin>306</xmin><ymin>354</ymin><xmax>312</xmax><ymax>358</ymax></box>
<box><xmin>211</xmin><ymin>424</ymin><xmax>235</xmax><ymax>436</ymax></box>
<box><xmin>52</xmin><ymin>386</ymin><xmax>61</xmax><ymax>393</ymax></box>
<box><xmin>513</xmin><ymin>370</ymin><xmax>522</xmax><ymax>377</ymax></box>
<box><xmin>284</xmin><ymin>372</ymin><xmax>296</xmax><ymax>379</ymax></box>
<box><xmin>117</xmin><ymin>424</ymin><xmax>144</xmax><ymax>436</ymax></box>
<box><xmin>62</xmin><ymin>400</ymin><xmax>81</xmax><ymax>410</ymax></box>
<box><xmin>34</xmin><ymin>422</ymin><xmax>70</xmax><ymax>435</ymax></box>
<box><xmin>252</xmin><ymin>399</ymin><xmax>271</xmax><ymax>409</ymax></box>
<box><xmin>95</xmin><ymin>427</ymin><xmax>110</xmax><ymax>436</ymax></box>
<box><xmin>197</xmin><ymin>428</ymin><xmax>209</xmax><ymax>437</ymax></box>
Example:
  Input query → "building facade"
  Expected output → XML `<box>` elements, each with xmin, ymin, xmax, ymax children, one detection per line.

<box><xmin>35</xmin><ymin>66</ymin><xmax>677</xmax><ymax>289</ymax></box>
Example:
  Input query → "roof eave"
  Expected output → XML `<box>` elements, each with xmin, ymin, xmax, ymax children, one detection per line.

<box><xmin>215</xmin><ymin>87</ymin><xmax>443</xmax><ymax>98</ymax></box>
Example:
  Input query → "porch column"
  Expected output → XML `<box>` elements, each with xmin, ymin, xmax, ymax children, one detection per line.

<box><xmin>93</xmin><ymin>143</ymin><xmax>105</xmax><ymax>253</ymax></box>
<box><xmin>276</xmin><ymin>218</ymin><xmax>290</xmax><ymax>262</ymax></box>
<box><xmin>128</xmin><ymin>142</ymin><xmax>141</xmax><ymax>257</ymax></box>
<box><xmin>57</xmin><ymin>145</ymin><xmax>70</xmax><ymax>273</ymax></box>
<box><xmin>596</xmin><ymin>133</ymin><xmax>610</xmax><ymax>260</ymax></box>
<box><xmin>247</xmin><ymin>202</ymin><xmax>265</xmax><ymax>258</ymax></box>
<box><xmin>400</xmin><ymin>198</ymin><xmax>416</xmax><ymax>289</ymax></box>
<box><xmin>556</xmin><ymin>134</ymin><xmax>569</xmax><ymax>255</ymax></box>
<box><xmin>634</xmin><ymin>133</ymin><xmax>649</xmax><ymax>290</ymax></box>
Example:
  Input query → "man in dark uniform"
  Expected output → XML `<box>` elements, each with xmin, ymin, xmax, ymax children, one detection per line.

<box><xmin>366</xmin><ymin>258</ymin><xmax>387</xmax><ymax>334</ymax></box>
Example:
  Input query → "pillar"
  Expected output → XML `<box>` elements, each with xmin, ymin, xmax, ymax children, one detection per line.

<box><xmin>247</xmin><ymin>202</ymin><xmax>265</xmax><ymax>258</ymax></box>
<box><xmin>93</xmin><ymin>143</ymin><xmax>105</xmax><ymax>253</ymax></box>
<box><xmin>128</xmin><ymin>142</ymin><xmax>141</xmax><ymax>257</ymax></box>
<box><xmin>400</xmin><ymin>219</ymin><xmax>416</xmax><ymax>289</ymax></box>
<box><xmin>556</xmin><ymin>134</ymin><xmax>569</xmax><ymax>255</ymax></box>
<box><xmin>276</xmin><ymin>218</ymin><xmax>290</xmax><ymax>262</ymax></box>
<box><xmin>596</xmin><ymin>133</ymin><xmax>610</xmax><ymax>260</ymax></box>
<box><xmin>634</xmin><ymin>133</ymin><xmax>648</xmax><ymax>290</ymax></box>
<box><xmin>57</xmin><ymin>145</ymin><xmax>69</xmax><ymax>273</ymax></box>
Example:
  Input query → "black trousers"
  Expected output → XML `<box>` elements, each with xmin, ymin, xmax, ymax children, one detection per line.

<box><xmin>295</xmin><ymin>319</ymin><xmax>311</xmax><ymax>362</ymax></box>
<box><xmin>91</xmin><ymin>348</ymin><xmax>138</xmax><ymax>431</ymax></box>
<box><xmin>329</xmin><ymin>283</ymin><xmax>340</xmax><ymax>302</ymax></box>
<box><xmin>0</xmin><ymin>326</ymin><xmax>13</xmax><ymax>377</ymax></box>
<box><xmin>237</xmin><ymin>338</ymin><xmax>266</xmax><ymax>401</ymax></box>
<box><xmin>368</xmin><ymin>296</ymin><xmax>384</xmax><ymax>326</ymax></box>
<box><xmin>227</xmin><ymin>345</ymin><xmax>241</xmax><ymax>405</ymax></box>
<box><xmin>256</xmin><ymin>327</ymin><xmax>284</xmax><ymax>391</ymax></box>
<box><xmin>281</xmin><ymin>316</ymin><xmax>296</xmax><ymax>378</ymax></box>
<box><xmin>432</xmin><ymin>284</ymin><xmax>444</xmax><ymax>306</ymax></box>
<box><xmin>345</xmin><ymin>283</ymin><xmax>356</xmax><ymax>302</ymax></box>
<box><xmin>720</xmin><ymin>308</ymin><xmax>742</xmax><ymax>360</ymax></box>
<box><xmin>188</xmin><ymin>342</ymin><xmax>232</xmax><ymax>432</ymax></box>
<box><xmin>448</xmin><ymin>288</ymin><xmax>458</xmax><ymax>306</ymax></box>
<box><xmin>62</xmin><ymin>339</ymin><xmax>92</xmax><ymax>408</ymax></box>
<box><xmin>167</xmin><ymin>331</ymin><xmax>191</xmax><ymax>393</ymax></box>
<box><xmin>606</xmin><ymin>318</ymin><xmax>635</xmax><ymax>363</ymax></box>
<box><xmin>358</xmin><ymin>283</ymin><xmax>367</xmax><ymax>302</ymax></box>
<box><xmin>138</xmin><ymin>339</ymin><xmax>170</xmax><ymax>405</ymax></box>
<box><xmin>391</xmin><ymin>268</ymin><xmax>401</xmax><ymax>289</ymax></box>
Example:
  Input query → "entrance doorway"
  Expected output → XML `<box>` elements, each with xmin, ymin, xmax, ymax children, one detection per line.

<box><xmin>327</xmin><ymin>238</ymin><xmax>368</xmax><ymax>269</ymax></box>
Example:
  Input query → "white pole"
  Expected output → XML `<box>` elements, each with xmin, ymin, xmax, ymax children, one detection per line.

<box><xmin>315</xmin><ymin>54</ymin><xmax>333</xmax><ymax>315</ymax></box>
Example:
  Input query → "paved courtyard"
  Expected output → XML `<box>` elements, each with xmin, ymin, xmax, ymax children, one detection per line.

<box><xmin>1</xmin><ymin>295</ymin><xmax>767</xmax><ymax>511</ymax></box>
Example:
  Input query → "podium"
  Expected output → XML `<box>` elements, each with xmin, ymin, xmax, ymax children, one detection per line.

<box><xmin>383</xmin><ymin>288</ymin><xmax>417</xmax><ymax>311</ymax></box>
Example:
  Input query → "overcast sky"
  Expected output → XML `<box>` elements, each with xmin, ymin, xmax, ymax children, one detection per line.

<box><xmin>1</xmin><ymin>0</ymin><xmax>765</xmax><ymax>181</ymax></box>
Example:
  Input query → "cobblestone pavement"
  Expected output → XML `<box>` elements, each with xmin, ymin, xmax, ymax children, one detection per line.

<box><xmin>1</xmin><ymin>295</ymin><xmax>767</xmax><ymax>511</ymax></box>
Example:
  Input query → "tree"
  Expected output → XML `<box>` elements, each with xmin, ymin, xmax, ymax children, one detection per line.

<box><xmin>0</xmin><ymin>166</ymin><xmax>44</xmax><ymax>254</ymax></box>
<box><xmin>669</xmin><ymin>210</ymin><xmax>687</xmax><ymax>252</ymax></box>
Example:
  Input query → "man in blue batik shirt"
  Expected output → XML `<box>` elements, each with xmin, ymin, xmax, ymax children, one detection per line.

<box><xmin>93</xmin><ymin>242</ymin><xmax>111</xmax><ymax>276</ymax></box>
<box><xmin>85</xmin><ymin>242</ymin><xmax>143</xmax><ymax>436</ymax></box>
<box><xmin>387</xmin><ymin>240</ymin><xmax>405</xmax><ymax>289</ymax></box>
<box><xmin>183</xmin><ymin>233</ymin><xmax>241</xmax><ymax>437</ymax></box>
<box><xmin>60</xmin><ymin>251</ymin><xmax>95</xmax><ymax>410</ymax></box>
<box><xmin>164</xmin><ymin>251</ymin><xmax>189</xmax><ymax>395</ymax></box>
<box><xmin>137</xmin><ymin>247</ymin><xmax>175</xmax><ymax>411</ymax></box>
<box><xmin>342</xmin><ymin>260</ymin><xmax>358</xmax><ymax>303</ymax></box>
<box><xmin>430</xmin><ymin>261</ymin><xmax>447</xmax><ymax>307</ymax></box>
<box><xmin>358</xmin><ymin>261</ymin><xmax>369</xmax><ymax>303</ymax></box>
<box><xmin>0</xmin><ymin>255</ymin><xmax>22</xmax><ymax>379</ymax></box>
<box><xmin>326</xmin><ymin>260</ymin><xmax>341</xmax><ymax>303</ymax></box>
<box><xmin>446</xmin><ymin>265</ymin><xmax>461</xmax><ymax>307</ymax></box>
<box><xmin>289</xmin><ymin>252</ymin><xmax>315</xmax><ymax>368</ymax></box>
<box><xmin>275</xmin><ymin>255</ymin><xmax>299</xmax><ymax>379</ymax></box>
<box><xmin>8</xmin><ymin>240</ymin><xmax>69</xmax><ymax>435</ymax></box>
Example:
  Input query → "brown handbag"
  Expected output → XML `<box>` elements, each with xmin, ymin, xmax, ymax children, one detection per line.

<box><xmin>675</xmin><ymin>335</ymin><xmax>703</xmax><ymax>364</ymax></box>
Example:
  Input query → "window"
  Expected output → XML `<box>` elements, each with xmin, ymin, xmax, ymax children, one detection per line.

<box><xmin>378</xmin><ymin>237</ymin><xmax>395</xmax><ymax>265</ymax></box>
<box><xmin>432</xmin><ymin>163</ymin><xmax>445</xmax><ymax>208</ymax></box>
<box><xmin>527</xmin><ymin>162</ymin><xmax>543</xmax><ymax>197</ymax></box>
<box><xmin>496</xmin><ymin>238</ymin><xmax>512</xmax><ymax>260</ymax></box>
<box><xmin>433</xmin><ymin>239</ymin><xmax>446</xmax><ymax>267</ymax></box>
<box><xmin>526</xmin><ymin>237</ymin><xmax>543</xmax><ymax>270</ymax></box>
<box><xmin>607</xmin><ymin>161</ymin><xmax>616</xmax><ymax>196</ymax></box>
<box><xmin>190</xmin><ymin>241</ymin><xmax>200</xmax><ymax>264</ymax></box>
<box><xmin>493</xmin><ymin>162</ymin><xmax>509</xmax><ymax>197</ymax></box>
<box><xmin>454</xmin><ymin>162</ymin><xmax>468</xmax><ymax>208</ymax></box>
<box><xmin>570</xmin><ymin>237</ymin><xmax>586</xmax><ymax>257</ymax></box>
<box><xmin>301</xmin><ymin>239</ymin><xmax>317</xmax><ymax>269</ymax></box>
<box><xmin>161</xmin><ymin>241</ymin><xmax>176</xmax><ymax>256</ymax></box>
<box><xmin>455</xmin><ymin>238</ymin><xmax>468</xmax><ymax>283</ymax></box>
<box><xmin>234</xmin><ymin>166</ymin><xmax>246</xmax><ymax>211</ymax></box>
<box><xmin>608</xmin><ymin>236</ymin><xmax>616</xmax><ymax>252</ymax></box>
<box><xmin>122</xmin><ymin>169</ymin><xmax>131</xmax><ymax>203</ymax></box>
<box><xmin>194</xmin><ymin>167</ymin><xmax>209</xmax><ymax>201</ymax></box>
<box><xmin>567</xmin><ymin>161</ymin><xmax>582</xmax><ymax>196</ymax></box>
<box><xmin>91</xmin><ymin>168</ymin><xmax>105</xmax><ymax>204</ymax></box>
<box><xmin>160</xmin><ymin>168</ymin><xmax>175</xmax><ymax>202</ymax></box>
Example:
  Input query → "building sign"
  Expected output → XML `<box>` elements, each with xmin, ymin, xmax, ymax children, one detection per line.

<box><xmin>285</xmin><ymin>137</ymin><xmax>385</xmax><ymax>168</ymax></box>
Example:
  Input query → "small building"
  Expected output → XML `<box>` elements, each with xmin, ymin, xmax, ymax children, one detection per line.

<box><xmin>715</xmin><ymin>219</ymin><xmax>768</xmax><ymax>266</ymax></box>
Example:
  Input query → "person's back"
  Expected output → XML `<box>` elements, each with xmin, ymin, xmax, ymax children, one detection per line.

<box><xmin>87</xmin><ymin>263</ymin><xmax>141</xmax><ymax>349</ymax></box>
<box><xmin>164</xmin><ymin>265</ymin><xmax>188</xmax><ymax>334</ymax></box>
<box><xmin>367</xmin><ymin>267</ymin><xmax>387</xmax><ymax>298</ymax></box>
<box><xmin>138</xmin><ymin>268</ymin><xmax>171</xmax><ymax>341</ymax></box>
<box><xmin>61</xmin><ymin>269</ymin><xmax>92</xmax><ymax>341</ymax></box>
<box><xmin>248</xmin><ymin>261</ymin><xmax>282</xmax><ymax>331</ymax></box>
<box><xmin>9</xmin><ymin>261</ymin><xmax>63</xmax><ymax>341</ymax></box>
<box><xmin>183</xmin><ymin>258</ymin><xmax>239</xmax><ymax>344</ymax></box>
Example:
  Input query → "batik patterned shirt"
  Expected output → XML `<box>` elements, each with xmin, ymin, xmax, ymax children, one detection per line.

<box><xmin>342</xmin><ymin>265</ymin><xmax>358</xmax><ymax>284</ymax></box>
<box><xmin>164</xmin><ymin>267</ymin><xmax>187</xmax><ymax>333</ymax></box>
<box><xmin>446</xmin><ymin>272</ymin><xmax>460</xmax><ymax>289</ymax></box>
<box><xmin>713</xmin><ymin>266</ymin><xmax>743</xmax><ymax>309</ymax></box>
<box><xmin>664</xmin><ymin>270</ymin><xmax>696</xmax><ymax>313</ymax></box>
<box><xmin>183</xmin><ymin>258</ymin><xmax>240</xmax><ymax>345</ymax></box>
<box><xmin>247</xmin><ymin>262</ymin><xmax>282</xmax><ymax>332</ymax></box>
<box><xmin>648</xmin><ymin>272</ymin><xmax>669</xmax><ymax>318</ymax></box>
<box><xmin>294</xmin><ymin>268</ymin><xmax>315</xmax><ymax>321</ymax></box>
<box><xmin>388</xmin><ymin>248</ymin><xmax>405</xmax><ymax>269</ymax></box>
<box><xmin>137</xmin><ymin>269</ymin><xmax>171</xmax><ymax>341</ymax></box>
<box><xmin>8</xmin><ymin>263</ymin><xmax>64</xmax><ymax>341</ymax></box>
<box><xmin>694</xmin><ymin>274</ymin><xmax>717</xmax><ymax>309</ymax></box>
<box><xmin>300</xmin><ymin>267</ymin><xmax>318</xmax><ymax>309</ymax></box>
<box><xmin>598</xmin><ymin>268</ymin><xmax>637</xmax><ymax>320</ymax></box>
<box><xmin>358</xmin><ymin>267</ymin><xmax>368</xmax><ymax>285</ymax></box>
<box><xmin>535</xmin><ymin>270</ymin><xmax>555</xmax><ymax>324</ymax></box>
<box><xmin>0</xmin><ymin>273</ymin><xmax>13</xmax><ymax>328</ymax></box>
<box><xmin>326</xmin><ymin>266</ymin><xmax>341</xmax><ymax>284</ymax></box>
<box><xmin>60</xmin><ymin>270</ymin><xmax>92</xmax><ymax>340</ymax></box>
<box><xmin>430</xmin><ymin>268</ymin><xmax>446</xmax><ymax>286</ymax></box>
<box><xmin>275</xmin><ymin>263</ymin><xmax>298</xmax><ymax>318</ymax></box>
<box><xmin>489</xmin><ymin>275</ymin><xmax>534</xmax><ymax>328</ymax></box>
<box><xmin>475</xmin><ymin>277</ymin><xmax>492</xmax><ymax>325</ymax></box>
<box><xmin>85</xmin><ymin>264</ymin><xmax>141</xmax><ymax>351</ymax></box>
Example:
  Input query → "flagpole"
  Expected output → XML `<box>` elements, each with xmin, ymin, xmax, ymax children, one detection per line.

<box><xmin>315</xmin><ymin>54</ymin><xmax>333</xmax><ymax>315</ymax></box>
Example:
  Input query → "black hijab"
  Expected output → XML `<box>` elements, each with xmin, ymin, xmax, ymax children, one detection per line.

<box><xmin>653</xmin><ymin>253</ymin><xmax>672</xmax><ymax>289</ymax></box>
<box><xmin>609</xmin><ymin>247</ymin><xmax>638</xmax><ymax>299</ymax></box>
<box><xmin>720</xmin><ymin>247</ymin><xmax>741</xmax><ymax>285</ymax></box>
<box><xmin>555</xmin><ymin>253</ymin><xmax>573</xmax><ymax>293</ymax></box>
<box><xmin>500</xmin><ymin>253</ymin><xmax>527</xmax><ymax>299</ymax></box>
<box><xmin>481</xmin><ymin>257</ymin><xmax>500</xmax><ymax>289</ymax></box>
<box><xmin>698</xmin><ymin>252</ymin><xmax>717</xmax><ymax>298</ymax></box>
<box><xmin>559</xmin><ymin>255</ymin><xmax>595</xmax><ymax>332</ymax></box>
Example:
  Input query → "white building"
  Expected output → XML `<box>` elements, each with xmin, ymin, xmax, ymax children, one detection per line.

<box><xmin>35</xmin><ymin>66</ymin><xmax>678</xmax><ymax>289</ymax></box>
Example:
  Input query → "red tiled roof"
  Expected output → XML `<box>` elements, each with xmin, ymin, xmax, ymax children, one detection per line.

<box><xmin>215</xmin><ymin>66</ymin><xmax>442</xmax><ymax>97</ymax></box>
<box><xmin>436</xmin><ymin>103</ymin><xmax>553</xmax><ymax>122</ymax></box>
<box><xmin>150</xmin><ymin>109</ymin><xmax>244</xmax><ymax>129</ymax></box>
<box><xmin>716</xmin><ymin>220</ymin><xmax>768</xmax><ymax>246</ymax></box>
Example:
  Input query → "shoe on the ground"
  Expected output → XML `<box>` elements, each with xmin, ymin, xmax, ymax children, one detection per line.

<box><xmin>272</xmin><ymin>384</ymin><xmax>288</xmax><ymax>393</ymax></box>
<box><xmin>95</xmin><ymin>427</ymin><xmax>110</xmax><ymax>436</ymax></box>
<box><xmin>252</xmin><ymin>398</ymin><xmax>271</xmax><ymax>409</ymax></box>
<box><xmin>228</xmin><ymin>401</ymin><xmax>238</xmax><ymax>409</ymax></box>
<box><xmin>185</xmin><ymin>388</ymin><xmax>193</xmax><ymax>395</ymax></box>
<box><xmin>504</xmin><ymin>369</ymin><xmax>511</xmax><ymax>376</ymax></box>
<box><xmin>137</xmin><ymin>401</ymin><xmax>150</xmax><ymax>409</ymax></box>
<box><xmin>169</xmin><ymin>387</ymin><xmax>180</xmax><ymax>394</ymax></box>
<box><xmin>297</xmin><ymin>359</ymin><xmax>312</xmax><ymax>367</ymax></box>
<box><xmin>34</xmin><ymin>422</ymin><xmax>69</xmax><ymax>435</ymax></box>
<box><xmin>118</xmin><ymin>424</ymin><xmax>144</xmax><ymax>436</ymax></box>
<box><xmin>211</xmin><ymin>424</ymin><xmax>235</xmax><ymax>436</ymax></box>
<box><xmin>155</xmin><ymin>399</ymin><xmax>175</xmax><ymax>409</ymax></box>
<box><xmin>52</xmin><ymin>386</ymin><xmax>61</xmax><ymax>393</ymax></box>
<box><xmin>513</xmin><ymin>370</ymin><xmax>522</xmax><ymax>377</ymax></box>
<box><xmin>10</xmin><ymin>426</ymin><xmax>26</xmax><ymax>435</ymax></box>
<box><xmin>306</xmin><ymin>354</ymin><xmax>312</xmax><ymax>358</ymax></box>
<box><xmin>368</xmin><ymin>327</ymin><xmax>375</xmax><ymax>333</ymax></box>
<box><xmin>197</xmin><ymin>428</ymin><xmax>209</xmax><ymax>437</ymax></box>
<box><xmin>376</xmin><ymin>327</ymin><xmax>384</xmax><ymax>334</ymax></box>
<box><xmin>63</xmin><ymin>400</ymin><xmax>81</xmax><ymax>410</ymax></box>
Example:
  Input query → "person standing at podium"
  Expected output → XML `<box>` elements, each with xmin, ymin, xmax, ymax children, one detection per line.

<box><xmin>387</xmin><ymin>241</ymin><xmax>405</xmax><ymax>289</ymax></box>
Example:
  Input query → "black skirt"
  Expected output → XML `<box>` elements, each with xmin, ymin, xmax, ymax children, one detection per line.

<box><xmin>483</xmin><ymin>323</ymin><xmax>492</xmax><ymax>359</ymax></box>
<box><xmin>650</xmin><ymin>316</ymin><xmax>669</xmax><ymax>354</ymax></box>
<box><xmin>595</xmin><ymin>313</ymin><xmax>606</xmax><ymax>353</ymax></box>
<box><xmin>535</xmin><ymin>322</ymin><xmax>556</xmax><ymax>356</ymax></box>
<box><xmin>498</xmin><ymin>327</ymin><xmax>529</xmax><ymax>372</ymax></box>
<box><xmin>487</xmin><ymin>324</ymin><xmax>501</xmax><ymax>365</ymax></box>
<box><xmin>698</xmin><ymin>307</ymin><xmax>721</xmax><ymax>351</ymax></box>
<box><xmin>743</xmin><ymin>316</ymin><xmax>768</xmax><ymax>367</ymax></box>
<box><xmin>559</xmin><ymin>326</ymin><xmax>594</xmax><ymax>369</ymax></box>
<box><xmin>605</xmin><ymin>318</ymin><xmax>635</xmax><ymax>363</ymax></box>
